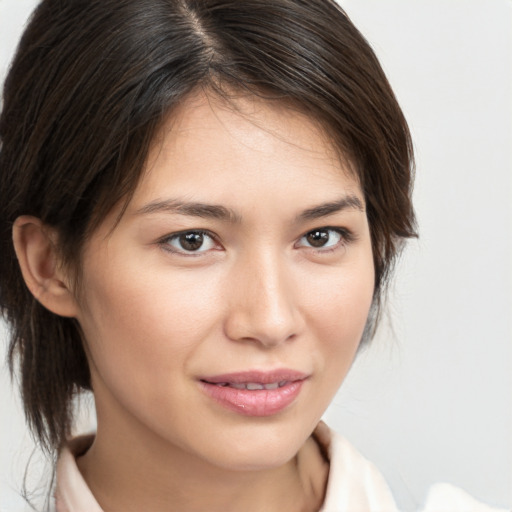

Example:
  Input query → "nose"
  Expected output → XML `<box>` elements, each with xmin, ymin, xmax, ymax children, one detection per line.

<box><xmin>223</xmin><ymin>251</ymin><xmax>303</xmax><ymax>348</ymax></box>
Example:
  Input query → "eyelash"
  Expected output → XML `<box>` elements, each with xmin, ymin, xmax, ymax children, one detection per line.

<box><xmin>157</xmin><ymin>227</ymin><xmax>356</xmax><ymax>256</ymax></box>
<box><xmin>295</xmin><ymin>227</ymin><xmax>356</xmax><ymax>254</ymax></box>
<box><xmin>158</xmin><ymin>230</ymin><xmax>220</xmax><ymax>256</ymax></box>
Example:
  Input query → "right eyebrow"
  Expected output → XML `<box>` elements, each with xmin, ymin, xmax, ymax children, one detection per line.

<box><xmin>134</xmin><ymin>199</ymin><xmax>242</xmax><ymax>224</ymax></box>
<box><xmin>297</xmin><ymin>195</ymin><xmax>365</xmax><ymax>222</ymax></box>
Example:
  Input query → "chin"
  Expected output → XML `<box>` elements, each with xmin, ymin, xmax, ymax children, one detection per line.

<box><xmin>189</xmin><ymin>420</ymin><xmax>313</xmax><ymax>472</ymax></box>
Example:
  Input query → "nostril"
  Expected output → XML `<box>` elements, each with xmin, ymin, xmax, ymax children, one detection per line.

<box><xmin>223</xmin><ymin>268</ymin><xmax>302</xmax><ymax>346</ymax></box>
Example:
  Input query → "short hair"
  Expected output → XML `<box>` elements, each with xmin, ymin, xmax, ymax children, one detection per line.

<box><xmin>0</xmin><ymin>0</ymin><xmax>416</xmax><ymax>453</ymax></box>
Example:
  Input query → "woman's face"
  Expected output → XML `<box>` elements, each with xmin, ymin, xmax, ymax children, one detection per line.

<box><xmin>76</xmin><ymin>92</ymin><xmax>375</xmax><ymax>470</ymax></box>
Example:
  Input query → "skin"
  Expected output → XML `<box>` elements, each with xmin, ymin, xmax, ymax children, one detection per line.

<box><xmin>15</xmin><ymin>92</ymin><xmax>375</xmax><ymax>512</ymax></box>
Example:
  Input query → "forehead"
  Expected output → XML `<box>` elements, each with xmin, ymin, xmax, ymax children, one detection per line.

<box><xmin>133</xmin><ymin>91</ymin><xmax>360</xmax><ymax>208</ymax></box>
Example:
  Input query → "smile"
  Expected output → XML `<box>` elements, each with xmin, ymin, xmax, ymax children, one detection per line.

<box><xmin>199</xmin><ymin>370</ymin><xmax>308</xmax><ymax>417</ymax></box>
<box><xmin>211</xmin><ymin>381</ymin><xmax>290</xmax><ymax>390</ymax></box>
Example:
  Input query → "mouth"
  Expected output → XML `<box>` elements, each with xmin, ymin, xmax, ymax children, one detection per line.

<box><xmin>199</xmin><ymin>370</ymin><xmax>308</xmax><ymax>417</ymax></box>
<box><xmin>205</xmin><ymin>380</ymin><xmax>292</xmax><ymax>390</ymax></box>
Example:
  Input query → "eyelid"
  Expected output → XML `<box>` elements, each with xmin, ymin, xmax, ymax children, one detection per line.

<box><xmin>295</xmin><ymin>226</ymin><xmax>356</xmax><ymax>251</ymax></box>
<box><xmin>158</xmin><ymin>229</ymin><xmax>222</xmax><ymax>256</ymax></box>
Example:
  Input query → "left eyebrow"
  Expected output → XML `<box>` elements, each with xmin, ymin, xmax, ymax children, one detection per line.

<box><xmin>297</xmin><ymin>195</ymin><xmax>365</xmax><ymax>221</ymax></box>
<box><xmin>134</xmin><ymin>199</ymin><xmax>242</xmax><ymax>223</ymax></box>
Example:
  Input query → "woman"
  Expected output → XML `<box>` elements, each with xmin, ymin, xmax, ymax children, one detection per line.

<box><xmin>0</xmin><ymin>1</ymin><xmax>507</xmax><ymax>511</ymax></box>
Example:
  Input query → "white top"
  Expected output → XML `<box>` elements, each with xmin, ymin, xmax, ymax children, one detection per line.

<box><xmin>53</xmin><ymin>423</ymin><xmax>507</xmax><ymax>512</ymax></box>
<box><xmin>313</xmin><ymin>422</ymin><xmax>507</xmax><ymax>512</ymax></box>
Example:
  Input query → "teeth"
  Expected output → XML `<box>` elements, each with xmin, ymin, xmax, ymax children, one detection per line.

<box><xmin>246</xmin><ymin>382</ymin><xmax>265</xmax><ymax>390</ymax></box>
<box><xmin>236</xmin><ymin>382</ymin><xmax>287</xmax><ymax>390</ymax></box>
<box><xmin>213</xmin><ymin>381</ymin><xmax>289</xmax><ymax>390</ymax></box>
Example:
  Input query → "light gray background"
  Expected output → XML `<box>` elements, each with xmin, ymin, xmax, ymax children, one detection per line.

<box><xmin>1</xmin><ymin>1</ymin><xmax>511</xmax><ymax>510</ymax></box>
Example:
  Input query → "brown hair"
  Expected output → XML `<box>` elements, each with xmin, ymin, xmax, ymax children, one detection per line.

<box><xmin>0</xmin><ymin>0</ymin><xmax>416</xmax><ymax>454</ymax></box>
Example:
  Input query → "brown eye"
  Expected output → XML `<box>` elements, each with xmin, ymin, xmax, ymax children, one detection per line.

<box><xmin>297</xmin><ymin>228</ymin><xmax>345</xmax><ymax>250</ymax></box>
<box><xmin>179</xmin><ymin>232</ymin><xmax>204</xmax><ymax>251</ymax></box>
<box><xmin>163</xmin><ymin>231</ymin><xmax>217</xmax><ymax>254</ymax></box>
<box><xmin>306</xmin><ymin>230</ymin><xmax>330</xmax><ymax>247</ymax></box>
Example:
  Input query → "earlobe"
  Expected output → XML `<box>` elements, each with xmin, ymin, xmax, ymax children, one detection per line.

<box><xmin>12</xmin><ymin>216</ymin><xmax>79</xmax><ymax>318</ymax></box>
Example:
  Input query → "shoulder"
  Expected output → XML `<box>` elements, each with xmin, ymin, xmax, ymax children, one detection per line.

<box><xmin>315</xmin><ymin>423</ymin><xmax>509</xmax><ymax>512</ymax></box>
<box><xmin>315</xmin><ymin>422</ymin><xmax>399</xmax><ymax>512</ymax></box>
<box><xmin>422</xmin><ymin>483</ymin><xmax>509</xmax><ymax>512</ymax></box>
<box><xmin>55</xmin><ymin>434</ymin><xmax>103</xmax><ymax>512</ymax></box>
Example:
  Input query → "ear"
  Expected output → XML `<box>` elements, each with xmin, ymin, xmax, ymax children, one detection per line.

<box><xmin>12</xmin><ymin>216</ymin><xmax>79</xmax><ymax>318</ymax></box>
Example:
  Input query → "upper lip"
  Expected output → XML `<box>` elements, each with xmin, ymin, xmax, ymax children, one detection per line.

<box><xmin>200</xmin><ymin>369</ymin><xmax>308</xmax><ymax>384</ymax></box>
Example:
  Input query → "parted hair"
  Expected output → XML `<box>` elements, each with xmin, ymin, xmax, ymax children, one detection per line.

<box><xmin>0</xmin><ymin>0</ymin><xmax>416</xmax><ymax>454</ymax></box>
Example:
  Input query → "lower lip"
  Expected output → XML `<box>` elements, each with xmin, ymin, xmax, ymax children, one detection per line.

<box><xmin>200</xmin><ymin>380</ymin><xmax>305</xmax><ymax>417</ymax></box>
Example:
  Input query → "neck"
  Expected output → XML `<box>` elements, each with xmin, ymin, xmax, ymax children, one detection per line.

<box><xmin>77</xmin><ymin>403</ymin><xmax>328</xmax><ymax>512</ymax></box>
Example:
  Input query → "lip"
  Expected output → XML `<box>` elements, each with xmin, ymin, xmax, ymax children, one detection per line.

<box><xmin>199</xmin><ymin>369</ymin><xmax>308</xmax><ymax>417</ymax></box>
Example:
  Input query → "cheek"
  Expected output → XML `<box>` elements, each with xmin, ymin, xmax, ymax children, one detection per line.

<box><xmin>76</xmin><ymin>259</ymin><xmax>225</xmax><ymax>386</ymax></box>
<box><xmin>302</xmin><ymin>256</ymin><xmax>375</xmax><ymax>380</ymax></box>
<box><xmin>306</xmin><ymin>257</ymin><xmax>375</xmax><ymax>337</ymax></box>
